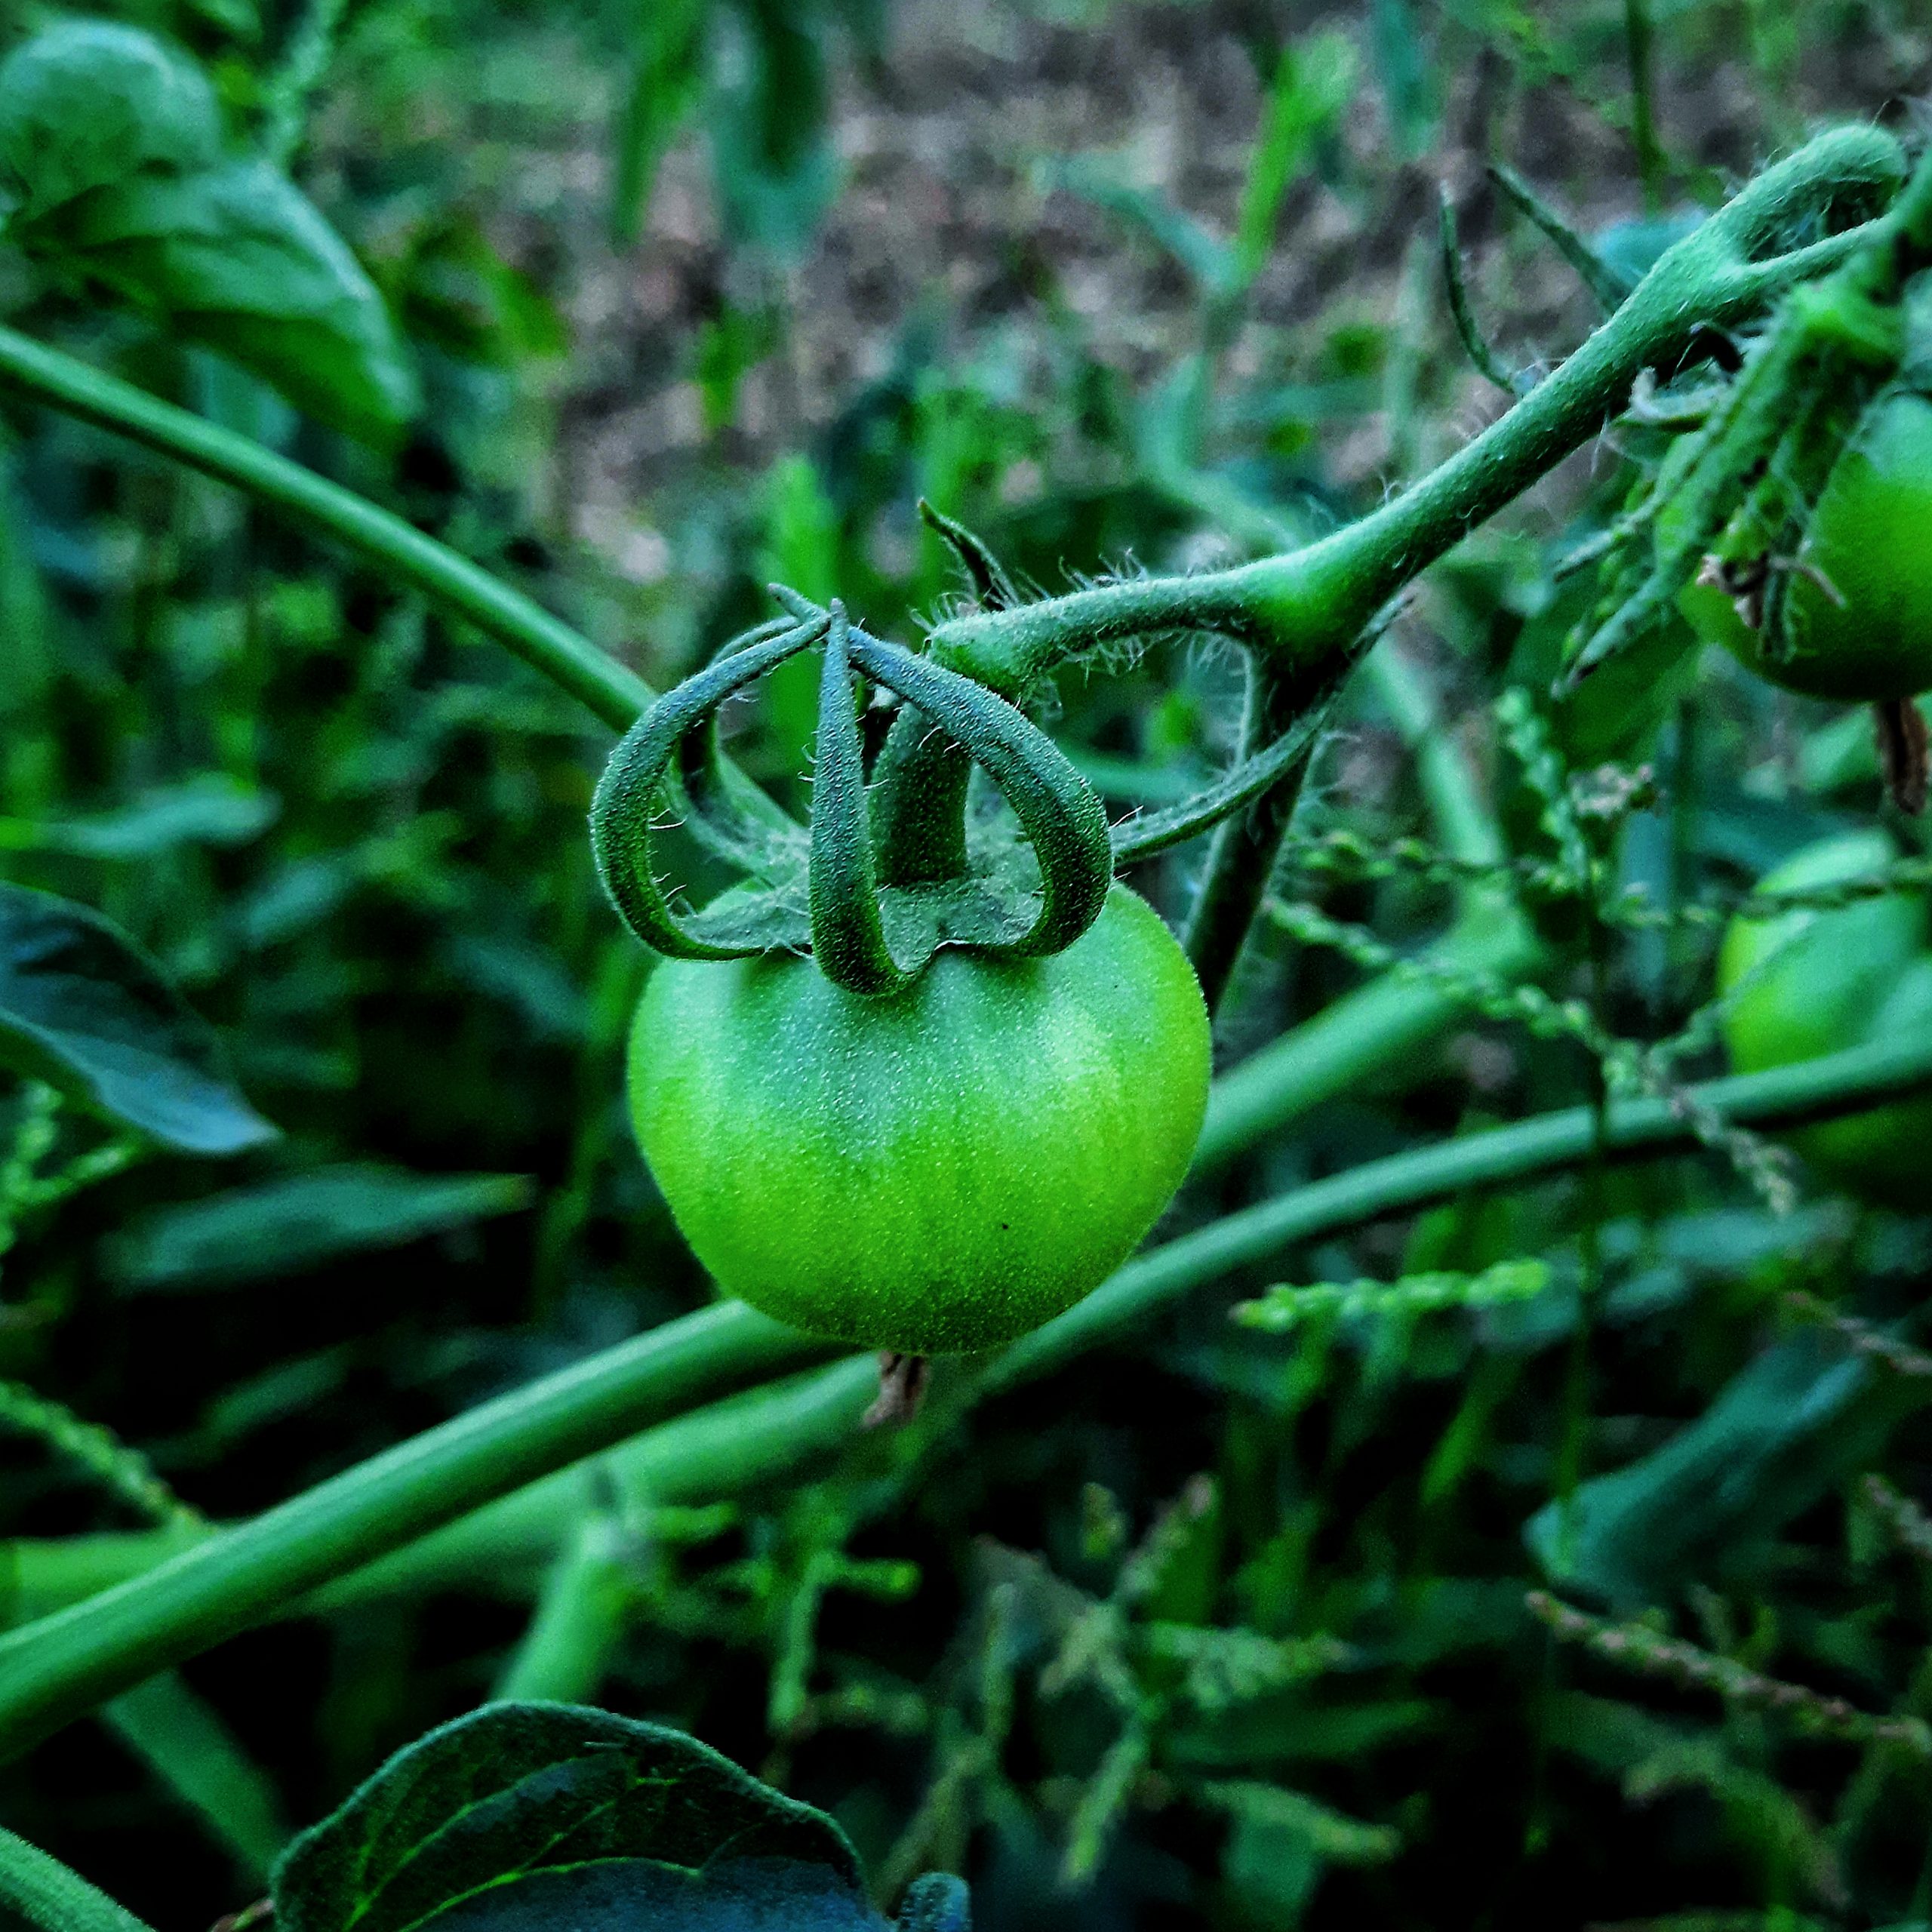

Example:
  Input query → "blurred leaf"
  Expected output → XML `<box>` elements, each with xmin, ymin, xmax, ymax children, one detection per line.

<box><xmin>1366</xmin><ymin>0</ymin><xmax>1433</xmax><ymax>162</ymax></box>
<box><xmin>103</xmin><ymin>1670</ymin><xmax>287</xmax><ymax>1881</ymax></box>
<box><xmin>389</xmin><ymin>217</ymin><xmax>569</xmax><ymax>369</ymax></box>
<box><xmin>0</xmin><ymin>777</ymin><xmax>278</xmax><ymax>859</ymax></box>
<box><xmin>108</xmin><ymin>1163</ymin><xmax>532</xmax><ymax>1292</ymax></box>
<box><xmin>709</xmin><ymin>0</ymin><xmax>839</xmax><ymax>258</ymax></box>
<box><xmin>271</xmin><ymin>1702</ymin><xmax>883</xmax><ymax>1932</ymax></box>
<box><xmin>609</xmin><ymin>0</ymin><xmax>708</xmax><ymax>247</ymax></box>
<box><xmin>1234</xmin><ymin>29</ymin><xmax>1359</xmax><ymax>285</ymax></box>
<box><xmin>0</xmin><ymin>881</ymin><xmax>274</xmax><ymax>1153</ymax></box>
<box><xmin>0</xmin><ymin>20</ymin><xmax>219</xmax><ymax>226</ymax></box>
<box><xmin>1526</xmin><ymin>1330</ymin><xmax>1932</xmax><ymax>1607</ymax></box>
<box><xmin>1044</xmin><ymin>155</ymin><xmax>1234</xmax><ymax>295</ymax></box>
<box><xmin>32</xmin><ymin>162</ymin><xmax>418</xmax><ymax>442</ymax></box>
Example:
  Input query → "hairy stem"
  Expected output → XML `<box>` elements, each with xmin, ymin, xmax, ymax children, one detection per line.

<box><xmin>0</xmin><ymin>1826</ymin><xmax>155</xmax><ymax>1932</ymax></box>
<box><xmin>925</xmin><ymin>126</ymin><xmax>1903</xmax><ymax>695</ymax></box>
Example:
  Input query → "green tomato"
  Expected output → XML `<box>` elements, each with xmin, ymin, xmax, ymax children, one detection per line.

<box><xmin>1718</xmin><ymin>829</ymin><xmax>1932</xmax><ymax>1201</ymax></box>
<box><xmin>1676</xmin><ymin>390</ymin><xmax>1932</xmax><ymax>702</ymax></box>
<box><xmin>628</xmin><ymin>884</ymin><xmax>1211</xmax><ymax>1355</ymax></box>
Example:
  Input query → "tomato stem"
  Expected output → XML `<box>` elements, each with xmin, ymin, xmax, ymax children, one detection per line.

<box><xmin>8</xmin><ymin>1026</ymin><xmax>1932</xmax><ymax>1758</ymax></box>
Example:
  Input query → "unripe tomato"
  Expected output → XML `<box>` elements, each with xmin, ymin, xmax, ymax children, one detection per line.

<box><xmin>628</xmin><ymin>884</ymin><xmax>1211</xmax><ymax>1355</ymax></box>
<box><xmin>1718</xmin><ymin>829</ymin><xmax>1932</xmax><ymax>1201</ymax></box>
<box><xmin>1675</xmin><ymin>391</ymin><xmax>1932</xmax><ymax>702</ymax></box>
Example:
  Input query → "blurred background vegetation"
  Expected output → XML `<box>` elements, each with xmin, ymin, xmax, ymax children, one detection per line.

<box><xmin>3</xmin><ymin>0</ymin><xmax>1932</xmax><ymax>1924</ymax></box>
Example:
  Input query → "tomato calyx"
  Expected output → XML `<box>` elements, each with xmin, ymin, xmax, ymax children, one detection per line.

<box><xmin>589</xmin><ymin>587</ymin><xmax>1115</xmax><ymax>996</ymax></box>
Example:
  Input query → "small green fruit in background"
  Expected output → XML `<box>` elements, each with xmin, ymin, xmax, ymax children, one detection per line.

<box><xmin>1678</xmin><ymin>391</ymin><xmax>1932</xmax><ymax>703</ymax></box>
<box><xmin>628</xmin><ymin>884</ymin><xmax>1211</xmax><ymax>1354</ymax></box>
<box><xmin>1719</xmin><ymin>828</ymin><xmax>1932</xmax><ymax>1201</ymax></box>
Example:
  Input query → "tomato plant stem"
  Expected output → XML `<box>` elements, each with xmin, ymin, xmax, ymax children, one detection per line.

<box><xmin>0</xmin><ymin>1302</ymin><xmax>829</xmax><ymax>1764</ymax></box>
<box><xmin>7</xmin><ymin>1029</ymin><xmax>1932</xmax><ymax>1756</ymax></box>
<box><xmin>0</xmin><ymin>1825</ymin><xmax>156</xmax><ymax>1932</ymax></box>
<box><xmin>0</xmin><ymin>325</ymin><xmax>653</xmax><ymax>733</ymax></box>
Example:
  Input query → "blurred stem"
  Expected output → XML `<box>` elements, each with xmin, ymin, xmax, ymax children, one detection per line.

<box><xmin>0</xmin><ymin>1826</ymin><xmax>155</xmax><ymax>1932</ymax></box>
<box><xmin>1623</xmin><ymin>0</ymin><xmax>1664</xmax><ymax>212</ymax></box>
<box><xmin>263</xmin><ymin>0</ymin><xmax>351</xmax><ymax>165</ymax></box>
<box><xmin>13</xmin><ymin>1030</ymin><xmax>1932</xmax><ymax>1692</ymax></box>
<box><xmin>492</xmin><ymin>1503</ymin><xmax>635</xmax><ymax>1704</ymax></box>
<box><xmin>1196</xmin><ymin>644</ymin><xmax>1540</xmax><ymax>1170</ymax></box>
<box><xmin>0</xmin><ymin>325</ymin><xmax>651</xmax><ymax>732</ymax></box>
<box><xmin>0</xmin><ymin>1302</ymin><xmax>827</xmax><ymax>1764</ymax></box>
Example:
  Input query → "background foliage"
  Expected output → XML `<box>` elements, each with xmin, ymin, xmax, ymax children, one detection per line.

<box><xmin>2</xmin><ymin>0</ymin><xmax>1932</xmax><ymax>1926</ymax></box>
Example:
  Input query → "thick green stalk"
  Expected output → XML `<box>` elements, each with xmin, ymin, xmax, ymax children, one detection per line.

<box><xmin>0</xmin><ymin>325</ymin><xmax>651</xmax><ymax>732</ymax></box>
<box><xmin>0</xmin><ymin>1826</ymin><xmax>155</xmax><ymax>1932</ymax></box>
<box><xmin>491</xmin><ymin>1507</ymin><xmax>635</xmax><ymax>1704</ymax></box>
<box><xmin>0</xmin><ymin>1302</ymin><xmax>827</xmax><ymax>1764</ymax></box>
<box><xmin>9</xmin><ymin>1032</ymin><xmax>1932</xmax><ymax>1714</ymax></box>
<box><xmin>927</xmin><ymin>126</ymin><xmax>1903</xmax><ymax>695</ymax></box>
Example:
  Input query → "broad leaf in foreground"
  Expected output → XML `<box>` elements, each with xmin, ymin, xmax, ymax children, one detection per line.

<box><xmin>271</xmin><ymin>1702</ymin><xmax>882</xmax><ymax>1932</ymax></box>
<box><xmin>0</xmin><ymin>881</ymin><xmax>274</xmax><ymax>1155</ymax></box>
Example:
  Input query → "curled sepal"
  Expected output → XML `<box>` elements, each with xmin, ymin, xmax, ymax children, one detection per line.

<box><xmin>808</xmin><ymin>606</ymin><xmax>916</xmax><ymax>996</ymax></box>
<box><xmin>1109</xmin><ymin>618</ymin><xmax>1377</xmax><ymax>865</ymax></box>
<box><xmin>918</xmin><ymin>497</ymin><xmax>1019</xmax><ymax>611</ymax></box>
<box><xmin>591</xmin><ymin>615</ymin><xmax>826</xmax><ymax>958</ymax></box>
<box><xmin>847</xmin><ymin>629</ymin><xmax>1114</xmax><ymax>961</ymax></box>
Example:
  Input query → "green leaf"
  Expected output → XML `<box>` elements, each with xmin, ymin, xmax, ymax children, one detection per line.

<box><xmin>0</xmin><ymin>881</ymin><xmax>274</xmax><ymax>1154</ymax></box>
<box><xmin>40</xmin><ymin>161</ymin><xmax>418</xmax><ymax>442</ymax></box>
<box><xmin>106</xmin><ymin>1163</ymin><xmax>534</xmax><ymax>1292</ymax></box>
<box><xmin>708</xmin><ymin>0</ymin><xmax>838</xmax><ymax>258</ymax></box>
<box><xmin>102</xmin><ymin>1670</ymin><xmax>288</xmax><ymax>1880</ymax></box>
<box><xmin>0</xmin><ymin>20</ymin><xmax>219</xmax><ymax>226</ymax></box>
<box><xmin>1233</xmin><ymin>29</ymin><xmax>1359</xmax><ymax>286</ymax></box>
<box><xmin>0</xmin><ymin>777</ymin><xmax>279</xmax><ymax>859</ymax></box>
<box><xmin>271</xmin><ymin>1702</ymin><xmax>880</xmax><ymax>1932</ymax></box>
<box><xmin>1525</xmin><ymin>1330</ymin><xmax>1932</xmax><ymax>1607</ymax></box>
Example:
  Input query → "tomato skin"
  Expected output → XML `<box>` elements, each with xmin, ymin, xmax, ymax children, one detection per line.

<box><xmin>628</xmin><ymin>884</ymin><xmax>1211</xmax><ymax>1355</ymax></box>
<box><xmin>1678</xmin><ymin>392</ymin><xmax>1932</xmax><ymax>702</ymax></box>
<box><xmin>1719</xmin><ymin>829</ymin><xmax>1932</xmax><ymax>1201</ymax></box>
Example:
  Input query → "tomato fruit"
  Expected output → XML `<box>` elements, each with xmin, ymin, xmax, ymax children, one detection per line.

<box><xmin>1676</xmin><ymin>390</ymin><xmax>1932</xmax><ymax>702</ymax></box>
<box><xmin>628</xmin><ymin>883</ymin><xmax>1211</xmax><ymax>1354</ymax></box>
<box><xmin>1719</xmin><ymin>828</ymin><xmax>1932</xmax><ymax>1201</ymax></box>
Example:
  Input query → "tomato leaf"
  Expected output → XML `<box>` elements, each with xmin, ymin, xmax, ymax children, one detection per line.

<box><xmin>0</xmin><ymin>881</ymin><xmax>274</xmax><ymax>1155</ymax></box>
<box><xmin>0</xmin><ymin>20</ymin><xmax>220</xmax><ymax>226</ymax></box>
<box><xmin>106</xmin><ymin>1164</ymin><xmax>534</xmax><ymax>1292</ymax></box>
<box><xmin>1524</xmin><ymin>1328</ymin><xmax>1932</xmax><ymax>1607</ymax></box>
<box><xmin>271</xmin><ymin>1703</ymin><xmax>881</xmax><ymax>1932</ymax></box>
<box><xmin>42</xmin><ymin>161</ymin><xmax>419</xmax><ymax>443</ymax></box>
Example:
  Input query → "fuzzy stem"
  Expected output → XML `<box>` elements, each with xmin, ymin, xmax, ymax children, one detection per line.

<box><xmin>926</xmin><ymin>126</ymin><xmax>1903</xmax><ymax>696</ymax></box>
<box><xmin>0</xmin><ymin>1826</ymin><xmax>155</xmax><ymax>1932</ymax></box>
<box><xmin>868</xmin><ymin>707</ymin><xmax>972</xmax><ymax>886</ymax></box>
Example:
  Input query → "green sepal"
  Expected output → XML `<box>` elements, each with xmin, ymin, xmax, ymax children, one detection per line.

<box><xmin>808</xmin><ymin>605</ymin><xmax>915</xmax><ymax>996</ymax></box>
<box><xmin>917</xmin><ymin>497</ymin><xmax>1019</xmax><ymax>611</ymax></box>
<box><xmin>845</xmin><ymin>629</ymin><xmax>1113</xmax><ymax>961</ymax></box>
<box><xmin>1109</xmin><ymin>626</ymin><xmax>1372</xmax><ymax>865</ymax></box>
<box><xmin>590</xmin><ymin>614</ymin><xmax>825</xmax><ymax>958</ymax></box>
